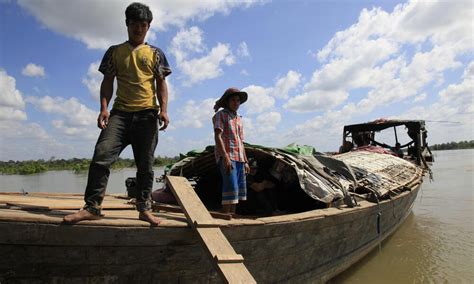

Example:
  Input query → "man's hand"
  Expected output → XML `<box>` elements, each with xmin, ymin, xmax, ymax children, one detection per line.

<box><xmin>244</xmin><ymin>162</ymin><xmax>250</xmax><ymax>174</ymax></box>
<box><xmin>97</xmin><ymin>110</ymin><xmax>109</xmax><ymax>129</ymax></box>
<box><xmin>159</xmin><ymin>111</ymin><xmax>169</xmax><ymax>130</ymax></box>
<box><xmin>224</xmin><ymin>156</ymin><xmax>233</xmax><ymax>175</ymax></box>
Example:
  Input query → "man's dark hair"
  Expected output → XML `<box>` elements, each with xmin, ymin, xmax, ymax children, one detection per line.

<box><xmin>125</xmin><ymin>2</ymin><xmax>153</xmax><ymax>25</ymax></box>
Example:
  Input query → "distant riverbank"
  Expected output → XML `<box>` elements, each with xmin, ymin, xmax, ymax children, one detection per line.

<box><xmin>0</xmin><ymin>156</ymin><xmax>178</xmax><ymax>175</ymax></box>
<box><xmin>2</xmin><ymin>139</ymin><xmax>472</xmax><ymax>175</ymax></box>
<box><xmin>430</xmin><ymin>140</ymin><xmax>473</xmax><ymax>151</ymax></box>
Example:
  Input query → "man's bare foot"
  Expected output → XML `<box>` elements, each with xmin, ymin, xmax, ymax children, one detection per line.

<box><xmin>221</xmin><ymin>204</ymin><xmax>236</xmax><ymax>214</ymax></box>
<box><xmin>139</xmin><ymin>211</ymin><xmax>162</xmax><ymax>227</ymax></box>
<box><xmin>63</xmin><ymin>210</ymin><xmax>100</xmax><ymax>224</ymax></box>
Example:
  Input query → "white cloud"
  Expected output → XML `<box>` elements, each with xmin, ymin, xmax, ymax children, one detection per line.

<box><xmin>18</xmin><ymin>0</ymin><xmax>264</xmax><ymax>50</ymax></box>
<box><xmin>284</xmin><ymin>104</ymin><xmax>360</xmax><ymax>152</ymax></box>
<box><xmin>355</xmin><ymin>43</ymin><xmax>464</xmax><ymax>114</ymax></box>
<box><xmin>397</xmin><ymin>62</ymin><xmax>473</xmax><ymax>144</ymax></box>
<box><xmin>239</xmin><ymin>112</ymin><xmax>284</xmax><ymax>145</ymax></box>
<box><xmin>166</xmin><ymin>78</ymin><xmax>177</xmax><ymax>103</ymax></box>
<box><xmin>284</xmin><ymin>89</ymin><xmax>348</xmax><ymax>113</ymax></box>
<box><xmin>316</xmin><ymin>1</ymin><xmax>471</xmax><ymax>62</ymax></box>
<box><xmin>241</xmin><ymin>85</ymin><xmax>275</xmax><ymax>114</ymax></box>
<box><xmin>241</xmin><ymin>116</ymin><xmax>254</xmax><ymax>134</ymax></box>
<box><xmin>413</xmin><ymin>93</ymin><xmax>427</xmax><ymax>103</ymax></box>
<box><xmin>255</xmin><ymin>111</ymin><xmax>281</xmax><ymax>132</ymax></box>
<box><xmin>0</xmin><ymin>106</ymin><xmax>27</xmax><ymax>121</ymax></box>
<box><xmin>0</xmin><ymin>70</ymin><xmax>97</xmax><ymax>160</ymax></box>
<box><xmin>82</xmin><ymin>61</ymin><xmax>102</xmax><ymax>100</ymax></box>
<box><xmin>22</xmin><ymin>63</ymin><xmax>46</xmax><ymax>77</ymax></box>
<box><xmin>0</xmin><ymin>121</ymin><xmax>49</xmax><ymax>140</ymax></box>
<box><xmin>291</xmin><ymin>105</ymin><xmax>355</xmax><ymax>138</ymax></box>
<box><xmin>390</xmin><ymin>1</ymin><xmax>471</xmax><ymax>48</ymax></box>
<box><xmin>239</xmin><ymin>70</ymin><xmax>302</xmax><ymax>114</ymax></box>
<box><xmin>0</xmin><ymin>70</ymin><xmax>25</xmax><ymax>108</ymax></box>
<box><xmin>273</xmin><ymin>70</ymin><xmax>301</xmax><ymax>99</ymax></box>
<box><xmin>315</xmin><ymin>38</ymin><xmax>399</xmax><ymax>91</ymax></box>
<box><xmin>0</xmin><ymin>69</ymin><xmax>27</xmax><ymax>121</ymax></box>
<box><xmin>178</xmin><ymin>43</ymin><xmax>235</xmax><ymax>84</ymax></box>
<box><xmin>26</xmin><ymin>96</ymin><xmax>98</xmax><ymax>139</ymax></box>
<box><xmin>170</xmin><ymin>26</ymin><xmax>205</xmax><ymax>61</ymax></box>
<box><xmin>170</xmin><ymin>26</ymin><xmax>235</xmax><ymax>85</ymax></box>
<box><xmin>437</xmin><ymin>61</ymin><xmax>474</xmax><ymax>115</ymax></box>
<box><xmin>174</xmin><ymin>98</ymin><xmax>216</xmax><ymax>128</ymax></box>
<box><xmin>287</xmin><ymin>60</ymin><xmax>474</xmax><ymax>151</ymax></box>
<box><xmin>237</xmin><ymin>41</ymin><xmax>250</xmax><ymax>58</ymax></box>
<box><xmin>0</xmin><ymin>120</ymin><xmax>70</xmax><ymax>161</ymax></box>
<box><xmin>285</xmin><ymin>0</ymin><xmax>473</xmax><ymax>125</ymax></box>
<box><xmin>27</xmin><ymin>96</ymin><xmax>95</xmax><ymax>126</ymax></box>
<box><xmin>285</xmin><ymin>37</ymin><xmax>400</xmax><ymax>113</ymax></box>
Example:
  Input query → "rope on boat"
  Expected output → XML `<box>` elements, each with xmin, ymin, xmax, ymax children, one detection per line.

<box><xmin>421</xmin><ymin>155</ymin><xmax>434</xmax><ymax>181</ymax></box>
<box><xmin>363</xmin><ymin>186</ymin><xmax>382</xmax><ymax>235</ymax></box>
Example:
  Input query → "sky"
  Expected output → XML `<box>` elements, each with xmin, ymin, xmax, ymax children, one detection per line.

<box><xmin>0</xmin><ymin>0</ymin><xmax>472</xmax><ymax>161</ymax></box>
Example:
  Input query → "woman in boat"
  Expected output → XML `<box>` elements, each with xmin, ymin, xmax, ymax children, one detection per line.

<box><xmin>212</xmin><ymin>88</ymin><xmax>250</xmax><ymax>214</ymax></box>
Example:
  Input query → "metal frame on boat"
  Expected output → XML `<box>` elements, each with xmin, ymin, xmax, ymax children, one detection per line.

<box><xmin>342</xmin><ymin>119</ymin><xmax>434</xmax><ymax>165</ymax></box>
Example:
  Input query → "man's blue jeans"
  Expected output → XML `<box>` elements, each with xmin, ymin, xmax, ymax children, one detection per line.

<box><xmin>83</xmin><ymin>109</ymin><xmax>159</xmax><ymax>215</ymax></box>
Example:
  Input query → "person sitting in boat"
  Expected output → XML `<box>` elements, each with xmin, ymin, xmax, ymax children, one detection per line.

<box><xmin>391</xmin><ymin>143</ymin><xmax>404</xmax><ymax>158</ymax></box>
<box><xmin>339</xmin><ymin>140</ymin><xmax>354</xmax><ymax>153</ymax></box>
<box><xmin>353</xmin><ymin>132</ymin><xmax>372</xmax><ymax>148</ymax></box>
<box><xmin>213</xmin><ymin>88</ymin><xmax>250</xmax><ymax>214</ymax></box>
<box><xmin>245</xmin><ymin>159</ymin><xmax>279</xmax><ymax>216</ymax></box>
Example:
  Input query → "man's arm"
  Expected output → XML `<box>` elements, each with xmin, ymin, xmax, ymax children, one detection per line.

<box><xmin>156</xmin><ymin>77</ymin><xmax>169</xmax><ymax>130</ymax></box>
<box><xmin>240</xmin><ymin>122</ymin><xmax>250</xmax><ymax>173</ymax></box>
<box><xmin>215</xmin><ymin>128</ymin><xmax>233</xmax><ymax>174</ymax></box>
<box><xmin>243</xmin><ymin>146</ymin><xmax>250</xmax><ymax>174</ymax></box>
<box><xmin>97</xmin><ymin>74</ymin><xmax>115</xmax><ymax>129</ymax></box>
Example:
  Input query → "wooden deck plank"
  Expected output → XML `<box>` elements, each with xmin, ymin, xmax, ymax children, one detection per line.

<box><xmin>218</xmin><ymin>262</ymin><xmax>257</xmax><ymax>283</ymax></box>
<box><xmin>0</xmin><ymin>193</ymin><xmax>134</xmax><ymax>212</ymax></box>
<box><xmin>0</xmin><ymin>194</ymin><xmax>127</xmax><ymax>205</ymax></box>
<box><xmin>166</xmin><ymin>176</ymin><xmax>218</xmax><ymax>227</ymax></box>
<box><xmin>0</xmin><ymin>208</ymin><xmax>188</xmax><ymax>227</ymax></box>
<box><xmin>196</xmin><ymin>227</ymin><xmax>238</xmax><ymax>256</ymax></box>
<box><xmin>166</xmin><ymin>176</ymin><xmax>256</xmax><ymax>283</ymax></box>
<box><xmin>6</xmin><ymin>202</ymin><xmax>134</xmax><ymax>211</ymax></box>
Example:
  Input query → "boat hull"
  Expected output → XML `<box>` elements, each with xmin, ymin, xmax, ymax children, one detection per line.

<box><xmin>0</xmin><ymin>185</ymin><xmax>420</xmax><ymax>283</ymax></box>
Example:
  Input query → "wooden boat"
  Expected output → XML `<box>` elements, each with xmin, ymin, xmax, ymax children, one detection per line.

<box><xmin>0</xmin><ymin>120</ymin><xmax>432</xmax><ymax>283</ymax></box>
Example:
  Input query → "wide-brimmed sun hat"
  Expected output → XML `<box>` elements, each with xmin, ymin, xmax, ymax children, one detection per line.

<box><xmin>213</xmin><ymin>87</ymin><xmax>248</xmax><ymax>112</ymax></box>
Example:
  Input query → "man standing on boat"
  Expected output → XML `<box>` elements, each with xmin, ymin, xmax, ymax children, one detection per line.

<box><xmin>64</xmin><ymin>2</ymin><xmax>171</xmax><ymax>226</ymax></box>
<box><xmin>213</xmin><ymin>88</ymin><xmax>250</xmax><ymax>214</ymax></box>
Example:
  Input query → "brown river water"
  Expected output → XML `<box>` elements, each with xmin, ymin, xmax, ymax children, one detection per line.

<box><xmin>1</xmin><ymin>149</ymin><xmax>473</xmax><ymax>283</ymax></box>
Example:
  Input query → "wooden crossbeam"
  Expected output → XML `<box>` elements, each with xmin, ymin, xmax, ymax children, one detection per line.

<box><xmin>152</xmin><ymin>203</ymin><xmax>233</xmax><ymax>220</ymax></box>
<box><xmin>215</xmin><ymin>254</ymin><xmax>245</xmax><ymax>263</ymax></box>
<box><xmin>166</xmin><ymin>176</ymin><xmax>256</xmax><ymax>284</ymax></box>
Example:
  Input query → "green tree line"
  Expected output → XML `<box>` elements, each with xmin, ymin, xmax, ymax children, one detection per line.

<box><xmin>430</xmin><ymin>140</ymin><xmax>474</xmax><ymax>151</ymax></box>
<box><xmin>0</xmin><ymin>156</ymin><xmax>178</xmax><ymax>175</ymax></box>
